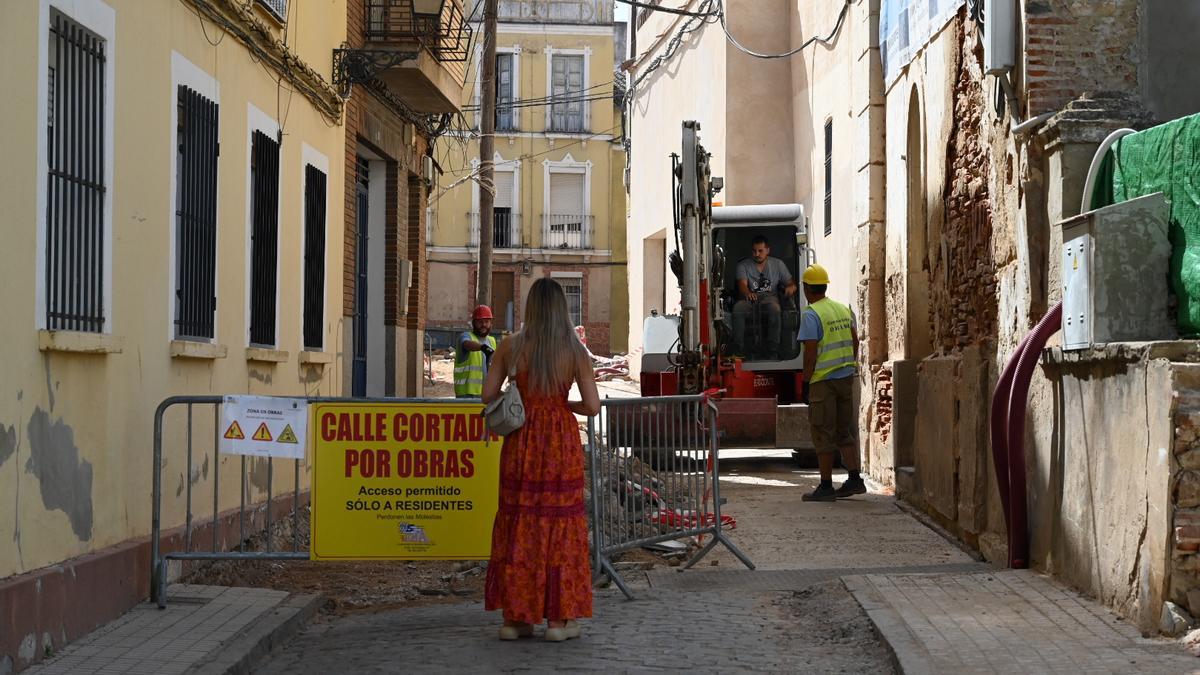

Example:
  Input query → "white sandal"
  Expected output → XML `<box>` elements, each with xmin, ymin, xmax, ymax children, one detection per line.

<box><xmin>543</xmin><ymin>620</ymin><xmax>581</xmax><ymax>642</ymax></box>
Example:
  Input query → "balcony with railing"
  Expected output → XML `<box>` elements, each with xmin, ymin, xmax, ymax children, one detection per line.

<box><xmin>334</xmin><ymin>0</ymin><xmax>473</xmax><ymax>113</ymax></box>
<box><xmin>542</xmin><ymin>213</ymin><xmax>593</xmax><ymax>249</ymax></box>
<box><xmin>469</xmin><ymin>210</ymin><xmax>523</xmax><ymax>249</ymax></box>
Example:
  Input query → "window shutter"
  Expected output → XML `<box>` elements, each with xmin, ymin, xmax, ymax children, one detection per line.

<box><xmin>549</xmin><ymin>173</ymin><xmax>583</xmax><ymax>216</ymax></box>
<box><xmin>494</xmin><ymin>172</ymin><xmax>514</xmax><ymax>209</ymax></box>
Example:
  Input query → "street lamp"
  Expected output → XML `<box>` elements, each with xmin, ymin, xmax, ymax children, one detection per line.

<box><xmin>412</xmin><ymin>0</ymin><xmax>445</xmax><ymax>17</ymax></box>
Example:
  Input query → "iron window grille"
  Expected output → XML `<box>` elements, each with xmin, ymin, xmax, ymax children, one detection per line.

<box><xmin>824</xmin><ymin>119</ymin><xmax>833</xmax><ymax>237</ymax></box>
<box><xmin>175</xmin><ymin>86</ymin><xmax>219</xmax><ymax>340</ymax></box>
<box><xmin>302</xmin><ymin>165</ymin><xmax>328</xmax><ymax>351</ymax></box>
<box><xmin>46</xmin><ymin>10</ymin><xmax>107</xmax><ymax>333</ymax></box>
<box><xmin>559</xmin><ymin>278</ymin><xmax>583</xmax><ymax>327</ymax></box>
<box><xmin>257</xmin><ymin>0</ymin><xmax>288</xmax><ymax>22</ymax></box>
<box><xmin>249</xmin><ymin>130</ymin><xmax>280</xmax><ymax>347</ymax></box>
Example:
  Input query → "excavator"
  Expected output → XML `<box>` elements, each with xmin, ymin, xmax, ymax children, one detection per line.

<box><xmin>638</xmin><ymin>121</ymin><xmax>815</xmax><ymax>462</ymax></box>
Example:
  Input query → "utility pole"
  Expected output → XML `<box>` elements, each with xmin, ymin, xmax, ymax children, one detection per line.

<box><xmin>476</xmin><ymin>0</ymin><xmax>498</xmax><ymax>308</ymax></box>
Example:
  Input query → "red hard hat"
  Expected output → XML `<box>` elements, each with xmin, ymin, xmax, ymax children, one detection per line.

<box><xmin>472</xmin><ymin>305</ymin><xmax>493</xmax><ymax>320</ymax></box>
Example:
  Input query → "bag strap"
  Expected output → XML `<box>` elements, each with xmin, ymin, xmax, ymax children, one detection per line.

<box><xmin>507</xmin><ymin>334</ymin><xmax>520</xmax><ymax>379</ymax></box>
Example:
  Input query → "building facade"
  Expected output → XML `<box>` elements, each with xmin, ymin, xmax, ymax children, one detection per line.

<box><xmin>625</xmin><ymin>0</ymin><xmax>857</xmax><ymax>373</ymax></box>
<box><xmin>427</xmin><ymin>0</ymin><xmax>628</xmax><ymax>355</ymax></box>
<box><xmin>629</xmin><ymin>0</ymin><xmax>1200</xmax><ymax>634</ymax></box>
<box><xmin>0</xmin><ymin>0</ymin><xmax>346</xmax><ymax>668</ymax></box>
<box><xmin>335</xmin><ymin>0</ymin><xmax>472</xmax><ymax>396</ymax></box>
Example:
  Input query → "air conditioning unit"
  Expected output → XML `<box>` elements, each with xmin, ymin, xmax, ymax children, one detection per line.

<box><xmin>984</xmin><ymin>0</ymin><xmax>1016</xmax><ymax>75</ymax></box>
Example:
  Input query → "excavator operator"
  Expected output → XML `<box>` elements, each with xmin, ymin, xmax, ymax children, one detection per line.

<box><xmin>731</xmin><ymin>234</ymin><xmax>797</xmax><ymax>359</ymax></box>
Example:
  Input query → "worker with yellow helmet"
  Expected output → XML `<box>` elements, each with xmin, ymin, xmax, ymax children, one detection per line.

<box><xmin>797</xmin><ymin>264</ymin><xmax>865</xmax><ymax>502</ymax></box>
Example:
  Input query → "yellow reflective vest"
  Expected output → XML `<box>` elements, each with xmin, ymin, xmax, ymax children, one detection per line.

<box><xmin>808</xmin><ymin>298</ymin><xmax>856</xmax><ymax>383</ymax></box>
<box><xmin>453</xmin><ymin>332</ymin><xmax>497</xmax><ymax>397</ymax></box>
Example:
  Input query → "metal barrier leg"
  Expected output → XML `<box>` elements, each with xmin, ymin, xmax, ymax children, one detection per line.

<box><xmin>157</xmin><ymin>558</ymin><xmax>169</xmax><ymax>609</ymax></box>
<box><xmin>598</xmin><ymin>558</ymin><xmax>634</xmax><ymax>600</ymax></box>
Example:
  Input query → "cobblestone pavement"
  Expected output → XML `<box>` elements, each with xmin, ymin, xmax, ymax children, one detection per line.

<box><xmin>256</xmin><ymin>582</ymin><xmax>892</xmax><ymax>674</ymax></box>
<box><xmin>846</xmin><ymin>571</ymin><xmax>1199</xmax><ymax>675</ymax></box>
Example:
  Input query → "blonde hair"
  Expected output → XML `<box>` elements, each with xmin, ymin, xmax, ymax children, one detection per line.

<box><xmin>512</xmin><ymin>278</ymin><xmax>587</xmax><ymax>395</ymax></box>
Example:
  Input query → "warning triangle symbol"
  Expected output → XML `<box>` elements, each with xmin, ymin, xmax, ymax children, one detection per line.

<box><xmin>277</xmin><ymin>424</ymin><xmax>298</xmax><ymax>444</ymax></box>
<box><xmin>223</xmin><ymin>421</ymin><xmax>245</xmax><ymax>440</ymax></box>
<box><xmin>252</xmin><ymin>422</ymin><xmax>273</xmax><ymax>442</ymax></box>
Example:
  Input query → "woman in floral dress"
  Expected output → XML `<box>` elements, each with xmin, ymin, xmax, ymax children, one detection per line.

<box><xmin>481</xmin><ymin>278</ymin><xmax>601</xmax><ymax>642</ymax></box>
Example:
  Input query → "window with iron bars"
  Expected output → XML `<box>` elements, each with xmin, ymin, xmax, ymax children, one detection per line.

<box><xmin>249</xmin><ymin>131</ymin><xmax>280</xmax><ymax>346</ymax></box>
<box><xmin>824</xmin><ymin>119</ymin><xmax>833</xmax><ymax>237</ymax></box>
<box><xmin>559</xmin><ymin>278</ymin><xmax>583</xmax><ymax>327</ymax></box>
<box><xmin>46</xmin><ymin>10</ymin><xmax>107</xmax><ymax>333</ymax></box>
<box><xmin>549</xmin><ymin>55</ymin><xmax>585</xmax><ymax>133</ymax></box>
<box><xmin>175</xmin><ymin>86</ymin><xmax>219</xmax><ymax>340</ymax></box>
<box><xmin>302</xmin><ymin>165</ymin><xmax>328</xmax><ymax>351</ymax></box>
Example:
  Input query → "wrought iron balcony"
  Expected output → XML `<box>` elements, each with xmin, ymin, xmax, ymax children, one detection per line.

<box><xmin>334</xmin><ymin>0</ymin><xmax>472</xmax><ymax>114</ymax></box>
<box><xmin>469</xmin><ymin>210</ymin><xmax>523</xmax><ymax>249</ymax></box>
<box><xmin>365</xmin><ymin>0</ymin><xmax>472</xmax><ymax>61</ymax></box>
<box><xmin>542</xmin><ymin>213</ymin><xmax>593</xmax><ymax>249</ymax></box>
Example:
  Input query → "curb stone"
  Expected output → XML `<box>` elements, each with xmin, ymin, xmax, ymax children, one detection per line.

<box><xmin>186</xmin><ymin>593</ymin><xmax>324</xmax><ymax>675</ymax></box>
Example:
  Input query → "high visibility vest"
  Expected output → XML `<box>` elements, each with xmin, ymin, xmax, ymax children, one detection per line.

<box><xmin>453</xmin><ymin>332</ymin><xmax>497</xmax><ymax>397</ymax></box>
<box><xmin>808</xmin><ymin>298</ymin><xmax>856</xmax><ymax>383</ymax></box>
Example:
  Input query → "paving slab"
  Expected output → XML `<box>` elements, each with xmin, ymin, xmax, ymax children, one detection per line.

<box><xmin>845</xmin><ymin>570</ymin><xmax>1199</xmax><ymax>675</ymax></box>
<box><xmin>24</xmin><ymin>586</ymin><xmax>321</xmax><ymax>675</ymax></box>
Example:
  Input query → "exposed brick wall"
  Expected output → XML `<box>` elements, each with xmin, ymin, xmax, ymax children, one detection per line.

<box><xmin>343</xmin><ymin>97</ymin><xmax>362</xmax><ymax>317</ymax></box>
<box><xmin>1024</xmin><ymin>0</ymin><xmax>1141</xmax><ymax>116</ymax></box>
<box><xmin>930</xmin><ymin>18</ymin><xmax>997</xmax><ymax>354</ymax></box>
<box><xmin>385</xmin><ymin>162</ymin><xmax>400</xmax><ymax>325</ymax></box>
<box><xmin>872</xmin><ymin>364</ymin><xmax>893</xmax><ymax>443</ymax></box>
<box><xmin>1171</xmin><ymin>398</ymin><xmax>1200</xmax><ymax>615</ymax></box>
<box><xmin>407</xmin><ymin>174</ymin><xmax>427</xmax><ymax>330</ymax></box>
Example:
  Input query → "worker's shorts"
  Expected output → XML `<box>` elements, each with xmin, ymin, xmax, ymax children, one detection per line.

<box><xmin>808</xmin><ymin>376</ymin><xmax>857</xmax><ymax>455</ymax></box>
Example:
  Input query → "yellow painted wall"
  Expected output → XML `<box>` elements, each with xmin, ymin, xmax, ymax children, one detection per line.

<box><xmin>0</xmin><ymin>0</ymin><xmax>346</xmax><ymax>579</ymax></box>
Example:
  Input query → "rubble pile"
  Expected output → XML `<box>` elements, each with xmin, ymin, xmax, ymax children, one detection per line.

<box><xmin>584</xmin><ymin>437</ymin><xmax>701</xmax><ymax>549</ymax></box>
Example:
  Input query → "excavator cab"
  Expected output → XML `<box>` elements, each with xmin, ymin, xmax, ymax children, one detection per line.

<box><xmin>711</xmin><ymin>204</ymin><xmax>810</xmax><ymax>371</ymax></box>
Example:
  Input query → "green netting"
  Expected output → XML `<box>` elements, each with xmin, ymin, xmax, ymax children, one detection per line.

<box><xmin>1090</xmin><ymin>114</ymin><xmax>1200</xmax><ymax>336</ymax></box>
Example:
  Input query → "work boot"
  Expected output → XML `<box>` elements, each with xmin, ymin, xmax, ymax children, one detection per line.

<box><xmin>802</xmin><ymin>482</ymin><xmax>837</xmax><ymax>502</ymax></box>
<box><xmin>834</xmin><ymin>475</ymin><xmax>867</xmax><ymax>498</ymax></box>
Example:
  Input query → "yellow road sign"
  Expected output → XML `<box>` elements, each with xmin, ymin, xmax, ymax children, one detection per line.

<box><xmin>311</xmin><ymin>402</ymin><xmax>501</xmax><ymax>560</ymax></box>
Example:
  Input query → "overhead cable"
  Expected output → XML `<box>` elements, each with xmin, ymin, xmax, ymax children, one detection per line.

<box><xmin>719</xmin><ymin>0</ymin><xmax>851</xmax><ymax>60</ymax></box>
<box><xmin>615</xmin><ymin>0</ymin><xmax>719</xmax><ymax>19</ymax></box>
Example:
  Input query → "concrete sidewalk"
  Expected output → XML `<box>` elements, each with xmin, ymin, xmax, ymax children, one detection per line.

<box><xmin>846</xmin><ymin>570</ymin><xmax>1198</xmax><ymax>674</ymax></box>
<box><xmin>24</xmin><ymin>585</ymin><xmax>321</xmax><ymax>675</ymax></box>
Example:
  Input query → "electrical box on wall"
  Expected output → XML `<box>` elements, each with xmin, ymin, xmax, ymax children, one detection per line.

<box><xmin>1059</xmin><ymin>192</ymin><xmax>1174</xmax><ymax>350</ymax></box>
<box><xmin>984</xmin><ymin>0</ymin><xmax>1016</xmax><ymax>74</ymax></box>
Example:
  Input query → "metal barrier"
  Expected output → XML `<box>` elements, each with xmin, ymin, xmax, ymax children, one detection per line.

<box><xmin>153</xmin><ymin>393</ymin><xmax>754</xmax><ymax>608</ymax></box>
<box><xmin>151</xmin><ymin>396</ymin><xmax>309</xmax><ymax>608</ymax></box>
<box><xmin>588</xmin><ymin>395</ymin><xmax>755</xmax><ymax>598</ymax></box>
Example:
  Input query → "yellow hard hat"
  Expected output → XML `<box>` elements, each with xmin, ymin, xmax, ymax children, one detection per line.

<box><xmin>802</xmin><ymin>264</ymin><xmax>830</xmax><ymax>285</ymax></box>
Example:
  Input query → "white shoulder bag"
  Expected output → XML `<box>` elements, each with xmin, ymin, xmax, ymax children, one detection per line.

<box><xmin>482</xmin><ymin>343</ymin><xmax>525</xmax><ymax>436</ymax></box>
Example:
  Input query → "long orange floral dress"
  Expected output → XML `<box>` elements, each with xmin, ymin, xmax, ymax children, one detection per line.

<box><xmin>485</xmin><ymin>372</ymin><xmax>593</xmax><ymax>624</ymax></box>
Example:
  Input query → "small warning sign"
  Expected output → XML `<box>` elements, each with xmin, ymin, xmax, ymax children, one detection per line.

<box><xmin>219</xmin><ymin>396</ymin><xmax>307</xmax><ymax>460</ymax></box>
<box><xmin>223</xmin><ymin>421</ymin><xmax>245</xmax><ymax>440</ymax></box>
<box><xmin>252</xmin><ymin>423</ymin><xmax>274</xmax><ymax>442</ymax></box>
<box><xmin>277</xmin><ymin>424</ymin><xmax>298</xmax><ymax>444</ymax></box>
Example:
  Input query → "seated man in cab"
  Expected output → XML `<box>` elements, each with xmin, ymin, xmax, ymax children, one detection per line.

<box><xmin>732</xmin><ymin>235</ymin><xmax>797</xmax><ymax>359</ymax></box>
